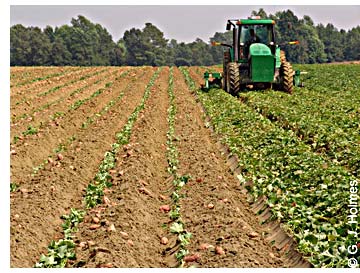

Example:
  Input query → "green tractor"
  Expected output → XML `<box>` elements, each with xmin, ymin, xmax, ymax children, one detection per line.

<box><xmin>203</xmin><ymin>17</ymin><xmax>302</xmax><ymax>95</ymax></box>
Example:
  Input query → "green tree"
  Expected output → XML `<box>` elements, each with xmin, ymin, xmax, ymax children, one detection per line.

<box><xmin>94</xmin><ymin>23</ymin><xmax>116</xmax><ymax>65</ymax></box>
<box><xmin>173</xmin><ymin>42</ymin><xmax>193</xmax><ymax>66</ymax></box>
<box><xmin>111</xmin><ymin>39</ymin><xmax>127</xmax><ymax>66</ymax></box>
<box><xmin>44</xmin><ymin>25</ymin><xmax>55</xmax><ymax>43</ymax></box>
<box><xmin>251</xmin><ymin>8</ymin><xmax>268</xmax><ymax>18</ymax></box>
<box><xmin>317</xmin><ymin>23</ymin><xmax>345</xmax><ymax>62</ymax></box>
<box><xmin>188</xmin><ymin>38</ymin><xmax>214</xmax><ymax>66</ymax></box>
<box><xmin>343</xmin><ymin>26</ymin><xmax>360</xmax><ymax>61</ymax></box>
<box><xmin>10</xmin><ymin>24</ymin><xmax>30</xmax><ymax>65</ymax></box>
<box><xmin>10</xmin><ymin>24</ymin><xmax>51</xmax><ymax>65</ymax></box>
<box><xmin>123</xmin><ymin>23</ymin><xmax>168</xmax><ymax>66</ymax></box>
<box><xmin>69</xmin><ymin>15</ymin><xmax>99</xmax><ymax>65</ymax></box>
<box><xmin>123</xmin><ymin>27</ymin><xmax>145</xmax><ymax>65</ymax></box>
<box><xmin>50</xmin><ymin>37</ymin><xmax>72</xmax><ymax>65</ymax></box>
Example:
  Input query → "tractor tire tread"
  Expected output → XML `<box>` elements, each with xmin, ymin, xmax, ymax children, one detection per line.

<box><xmin>227</xmin><ymin>62</ymin><xmax>240</xmax><ymax>95</ymax></box>
<box><xmin>280</xmin><ymin>61</ymin><xmax>294</xmax><ymax>94</ymax></box>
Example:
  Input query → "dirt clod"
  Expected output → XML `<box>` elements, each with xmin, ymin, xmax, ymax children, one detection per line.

<box><xmin>99</xmin><ymin>263</ymin><xmax>113</xmax><ymax>268</ymax></box>
<box><xmin>184</xmin><ymin>253</ymin><xmax>200</xmax><ymax>262</ymax></box>
<box><xmin>160</xmin><ymin>237</ymin><xmax>169</xmax><ymax>245</ymax></box>
<box><xmin>108</xmin><ymin>224</ymin><xmax>116</xmax><ymax>232</ymax></box>
<box><xmin>199</xmin><ymin>243</ymin><xmax>214</xmax><ymax>250</ymax></box>
<box><xmin>120</xmin><ymin>231</ymin><xmax>129</xmax><ymax>238</ymax></box>
<box><xmin>215</xmin><ymin>246</ymin><xmax>225</xmax><ymax>255</ymax></box>
<box><xmin>89</xmin><ymin>224</ymin><xmax>101</xmax><ymax>230</ymax></box>
<box><xmin>248</xmin><ymin>232</ymin><xmax>259</xmax><ymax>238</ymax></box>
<box><xmin>159</xmin><ymin>205</ymin><xmax>170</xmax><ymax>213</ymax></box>
<box><xmin>57</xmin><ymin>153</ymin><xmax>64</xmax><ymax>160</ymax></box>
<box><xmin>138</xmin><ymin>187</ymin><xmax>152</xmax><ymax>196</ymax></box>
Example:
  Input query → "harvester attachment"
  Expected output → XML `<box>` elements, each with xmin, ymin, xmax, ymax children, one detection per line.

<box><xmin>202</xmin><ymin>71</ymin><xmax>222</xmax><ymax>90</ymax></box>
<box><xmin>293</xmin><ymin>70</ymin><xmax>305</xmax><ymax>87</ymax></box>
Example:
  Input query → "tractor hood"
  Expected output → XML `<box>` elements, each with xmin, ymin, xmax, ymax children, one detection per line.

<box><xmin>249</xmin><ymin>43</ymin><xmax>272</xmax><ymax>57</ymax></box>
<box><xmin>249</xmin><ymin>43</ymin><xmax>274</xmax><ymax>82</ymax></box>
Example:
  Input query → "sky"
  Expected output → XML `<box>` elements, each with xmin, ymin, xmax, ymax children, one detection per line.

<box><xmin>10</xmin><ymin>5</ymin><xmax>360</xmax><ymax>43</ymax></box>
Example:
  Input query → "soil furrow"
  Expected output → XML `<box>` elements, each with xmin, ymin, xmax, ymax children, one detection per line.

<box><xmin>10</xmin><ymin>67</ymin><xmax>113</xmax><ymax>119</ymax></box>
<box><xmin>10</xmin><ymin>67</ymin><xmax>155</xmax><ymax>268</ymax></box>
<box><xmin>10</xmin><ymin>67</ymin><xmax>130</xmax><ymax>142</ymax></box>
<box><xmin>11</xmin><ymin>67</ymin><xmax>86</xmax><ymax>96</ymax></box>
<box><xmin>10</xmin><ymin>68</ymin><xmax>146</xmax><ymax>185</ymax></box>
<box><xmin>10</xmin><ymin>67</ymin><xmax>79</xmax><ymax>88</ymax></box>
<box><xmin>70</xmin><ymin>67</ymin><xmax>172</xmax><ymax>268</ymax></box>
<box><xmin>10</xmin><ymin>67</ymin><xmax>72</xmax><ymax>86</ymax></box>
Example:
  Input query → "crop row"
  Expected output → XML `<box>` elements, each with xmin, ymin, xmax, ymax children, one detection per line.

<box><xmin>12</xmin><ymin>67</ymin><xmax>100</xmax><ymax>108</ymax></box>
<box><xmin>10</xmin><ymin>66</ymin><xmax>83</xmax><ymax>89</ymax></box>
<box><xmin>10</xmin><ymin>66</ymin><xmax>77</xmax><ymax>83</ymax></box>
<box><xmin>11</xmin><ymin>69</ymin><xmax>126</xmax><ymax>145</ymax></box>
<box><xmin>12</xmin><ymin>69</ymin><xmax>142</xmax><ymax>188</ymax></box>
<box><xmin>181</xmin><ymin>67</ymin><xmax>358</xmax><ymax>268</ymax></box>
<box><xmin>165</xmin><ymin>67</ymin><xmax>193</xmax><ymax>267</ymax></box>
<box><xmin>239</xmin><ymin>64</ymin><xmax>360</xmax><ymax>178</ymax></box>
<box><xmin>11</xmin><ymin>68</ymin><xmax>115</xmax><ymax>124</ymax></box>
<box><xmin>35</xmin><ymin>68</ymin><xmax>161</xmax><ymax>267</ymax></box>
<box><xmin>32</xmin><ymin>68</ymin><xmax>107</xmax><ymax>98</ymax></box>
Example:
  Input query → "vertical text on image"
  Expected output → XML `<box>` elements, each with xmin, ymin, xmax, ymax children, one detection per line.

<box><xmin>347</xmin><ymin>179</ymin><xmax>358</xmax><ymax>268</ymax></box>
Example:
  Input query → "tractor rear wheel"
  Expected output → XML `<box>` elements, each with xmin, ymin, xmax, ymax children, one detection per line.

<box><xmin>222</xmin><ymin>51</ymin><xmax>230</xmax><ymax>90</ymax></box>
<box><xmin>226</xmin><ymin>62</ymin><xmax>240</xmax><ymax>96</ymax></box>
<box><xmin>280</xmin><ymin>50</ymin><xmax>287</xmax><ymax>63</ymax></box>
<box><xmin>280</xmin><ymin>61</ymin><xmax>294</xmax><ymax>94</ymax></box>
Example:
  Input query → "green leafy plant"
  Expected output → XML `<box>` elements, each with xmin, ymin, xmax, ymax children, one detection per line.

<box><xmin>180</xmin><ymin>65</ymin><xmax>360</xmax><ymax>268</ymax></box>
<box><xmin>169</xmin><ymin>207</ymin><xmax>181</xmax><ymax>220</ymax></box>
<box><xmin>10</xmin><ymin>183</ymin><xmax>18</xmax><ymax>192</ymax></box>
<box><xmin>22</xmin><ymin>125</ymin><xmax>38</xmax><ymax>136</ymax></box>
<box><xmin>51</xmin><ymin>111</ymin><xmax>65</xmax><ymax>120</ymax></box>
<box><xmin>175</xmin><ymin>248</ymin><xmax>189</xmax><ymax>262</ymax></box>
<box><xmin>164</xmin><ymin>68</ymin><xmax>193</xmax><ymax>267</ymax></box>
<box><xmin>35</xmin><ymin>208</ymin><xmax>84</xmax><ymax>268</ymax></box>
<box><xmin>178</xmin><ymin>233</ymin><xmax>192</xmax><ymax>247</ymax></box>
<box><xmin>61</xmin><ymin>208</ymin><xmax>85</xmax><ymax>239</ymax></box>
<box><xmin>170</xmin><ymin>222</ymin><xmax>184</xmax><ymax>234</ymax></box>
<box><xmin>13</xmin><ymin>135</ymin><xmax>19</xmax><ymax>144</ymax></box>
<box><xmin>35</xmin><ymin>239</ymin><xmax>76</xmax><ymax>268</ymax></box>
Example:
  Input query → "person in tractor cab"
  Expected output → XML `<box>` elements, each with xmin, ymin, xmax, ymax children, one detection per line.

<box><xmin>248</xmin><ymin>29</ymin><xmax>260</xmax><ymax>44</ymax></box>
<box><xmin>243</xmin><ymin>28</ymin><xmax>261</xmax><ymax>58</ymax></box>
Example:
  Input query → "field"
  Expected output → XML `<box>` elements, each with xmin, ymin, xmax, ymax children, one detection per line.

<box><xmin>10</xmin><ymin>64</ymin><xmax>360</xmax><ymax>268</ymax></box>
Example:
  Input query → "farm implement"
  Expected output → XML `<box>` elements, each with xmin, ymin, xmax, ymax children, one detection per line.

<box><xmin>203</xmin><ymin>17</ymin><xmax>304</xmax><ymax>94</ymax></box>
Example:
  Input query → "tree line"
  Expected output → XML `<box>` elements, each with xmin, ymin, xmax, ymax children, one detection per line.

<box><xmin>10</xmin><ymin>9</ymin><xmax>360</xmax><ymax>66</ymax></box>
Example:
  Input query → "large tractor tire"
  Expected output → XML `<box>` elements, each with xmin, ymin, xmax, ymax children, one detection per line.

<box><xmin>280</xmin><ymin>50</ymin><xmax>287</xmax><ymax>63</ymax></box>
<box><xmin>226</xmin><ymin>62</ymin><xmax>240</xmax><ymax>95</ymax></box>
<box><xmin>222</xmin><ymin>51</ymin><xmax>230</xmax><ymax>90</ymax></box>
<box><xmin>280</xmin><ymin>61</ymin><xmax>294</xmax><ymax>94</ymax></box>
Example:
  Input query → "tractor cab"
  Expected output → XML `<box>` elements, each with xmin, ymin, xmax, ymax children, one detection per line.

<box><xmin>239</xmin><ymin>24</ymin><xmax>275</xmax><ymax>59</ymax></box>
<box><xmin>225</xmin><ymin>18</ymin><xmax>276</xmax><ymax>62</ymax></box>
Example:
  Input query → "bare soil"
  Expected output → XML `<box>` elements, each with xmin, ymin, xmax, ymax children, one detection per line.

<box><xmin>10</xmin><ymin>66</ymin><xmax>304</xmax><ymax>268</ymax></box>
<box><xmin>10</xmin><ymin>67</ymin><xmax>154</xmax><ymax>267</ymax></box>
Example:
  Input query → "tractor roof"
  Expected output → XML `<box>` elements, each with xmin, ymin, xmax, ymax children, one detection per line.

<box><xmin>237</xmin><ymin>19</ymin><xmax>275</xmax><ymax>25</ymax></box>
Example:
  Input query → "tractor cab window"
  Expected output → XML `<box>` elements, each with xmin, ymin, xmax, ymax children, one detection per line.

<box><xmin>239</xmin><ymin>24</ymin><xmax>274</xmax><ymax>58</ymax></box>
<box><xmin>240</xmin><ymin>25</ymin><xmax>273</xmax><ymax>45</ymax></box>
